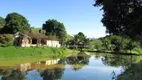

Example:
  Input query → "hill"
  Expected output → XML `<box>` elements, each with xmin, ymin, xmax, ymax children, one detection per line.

<box><xmin>31</xmin><ymin>28</ymin><xmax>41</xmax><ymax>33</ymax></box>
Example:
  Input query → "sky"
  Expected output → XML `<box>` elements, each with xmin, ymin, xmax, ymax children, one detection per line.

<box><xmin>0</xmin><ymin>0</ymin><xmax>106</xmax><ymax>38</ymax></box>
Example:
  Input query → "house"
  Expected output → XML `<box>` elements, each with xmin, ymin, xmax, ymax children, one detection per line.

<box><xmin>14</xmin><ymin>32</ymin><xmax>61</xmax><ymax>47</ymax></box>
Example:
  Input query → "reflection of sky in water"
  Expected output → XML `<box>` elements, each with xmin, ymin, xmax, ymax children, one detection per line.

<box><xmin>26</xmin><ymin>70</ymin><xmax>42</xmax><ymax>80</ymax></box>
<box><xmin>62</xmin><ymin>56</ymin><xmax>122</xmax><ymax>80</ymax></box>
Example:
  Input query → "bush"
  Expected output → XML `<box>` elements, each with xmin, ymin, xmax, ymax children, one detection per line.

<box><xmin>89</xmin><ymin>39</ymin><xmax>103</xmax><ymax>51</ymax></box>
<box><xmin>0</xmin><ymin>34</ymin><xmax>14</xmax><ymax>47</ymax></box>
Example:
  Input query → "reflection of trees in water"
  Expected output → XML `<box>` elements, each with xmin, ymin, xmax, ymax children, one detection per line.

<box><xmin>0</xmin><ymin>53</ymin><xmax>90</xmax><ymax>79</ymax></box>
<box><xmin>102</xmin><ymin>54</ymin><xmax>128</xmax><ymax>67</ymax></box>
<box><xmin>100</xmin><ymin>53</ymin><xmax>142</xmax><ymax>68</ymax></box>
<box><xmin>0</xmin><ymin>69</ymin><xmax>11</xmax><ymax>77</ymax></box>
<box><xmin>66</xmin><ymin>52</ymin><xmax>90</xmax><ymax>71</ymax></box>
<box><xmin>40</xmin><ymin>58</ymin><xmax>66</xmax><ymax>80</ymax></box>
<box><xmin>117</xmin><ymin>62</ymin><xmax>142</xmax><ymax>80</ymax></box>
<box><xmin>0</xmin><ymin>58</ymin><xmax>66</xmax><ymax>80</ymax></box>
<box><xmin>0</xmin><ymin>69</ymin><xmax>26</xmax><ymax>80</ymax></box>
<box><xmin>96</xmin><ymin>53</ymin><xmax>142</xmax><ymax>80</ymax></box>
<box><xmin>41</xmin><ymin>68</ymin><xmax>64</xmax><ymax>80</ymax></box>
<box><xmin>94</xmin><ymin>53</ymin><xmax>106</xmax><ymax>59</ymax></box>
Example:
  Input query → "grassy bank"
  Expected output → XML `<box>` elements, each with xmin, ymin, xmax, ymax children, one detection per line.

<box><xmin>87</xmin><ymin>47</ymin><xmax>142</xmax><ymax>55</ymax></box>
<box><xmin>0</xmin><ymin>47</ymin><xmax>76</xmax><ymax>59</ymax></box>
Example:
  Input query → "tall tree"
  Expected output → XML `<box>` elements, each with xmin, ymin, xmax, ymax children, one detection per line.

<box><xmin>74</xmin><ymin>32</ymin><xmax>89</xmax><ymax>51</ymax></box>
<box><xmin>94</xmin><ymin>0</ymin><xmax>142</xmax><ymax>40</ymax></box>
<box><xmin>74</xmin><ymin>32</ymin><xmax>86</xmax><ymax>44</ymax></box>
<box><xmin>1</xmin><ymin>13</ymin><xmax>31</xmax><ymax>34</ymax></box>
<box><xmin>42</xmin><ymin>19</ymin><xmax>67</xmax><ymax>42</ymax></box>
<box><xmin>0</xmin><ymin>17</ymin><xmax>5</xmax><ymax>30</ymax></box>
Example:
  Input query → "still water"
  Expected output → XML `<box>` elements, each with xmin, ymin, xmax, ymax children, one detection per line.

<box><xmin>0</xmin><ymin>52</ymin><xmax>142</xmax><ymax>80</ymax></box>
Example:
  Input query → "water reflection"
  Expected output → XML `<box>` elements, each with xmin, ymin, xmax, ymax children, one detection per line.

<box><xmin>41</xmin><ymin>67</ymin><xmax>64</xmax><ymax>80</ymax></box>
<box><xmin>117</xmin><ymin>62</ymin><xmax>142</xmax><ymax>80</ymax></box>
<box><xmin>97</xmin><ymin>53</ymin><xmax>142</xmax><ymax>68</ymax></box>
<box><xmin>41</xmin><ymin>58</ymin><xmax>66</xmax><ymax>80</ymax></box>
<box><xmin>94</xmin><ymin>53</ymin><xmax>142</xmax><ymax>80</ymax></box>
<box><xmin>0</xmin><ymin>58</ymin><xmax>64</xmax><ymax>80</ymax></box>
<box><xmin>0</xmin><ymin>69</ymin><xmax>26</xmax><ymax>80</ymax></box>
<box><xmin>66</xmin><ymin>52</ymin><xmax>90</xmax><ymax>71</ymax></box>
<box><xmin>0</xmin><ymin>52</ymin><xmax>142</xmax><ymax>80</ymax></box>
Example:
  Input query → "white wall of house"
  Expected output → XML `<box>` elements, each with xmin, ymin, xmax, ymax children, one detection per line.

<box><xmin>21</xmin><ymin>38</ymin><xmax>31</xmax><ymax>47</ymax></box>
<box><xmin>46</xmin><ymin>40</ymin><xmax>61</xmax><ymax>47</ymax></box>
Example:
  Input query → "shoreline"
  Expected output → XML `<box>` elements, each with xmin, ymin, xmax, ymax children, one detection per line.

<box><xmin>87</xmin><ymin>50</ymin><xmax>142</xmax><ymax>56</ymax></box>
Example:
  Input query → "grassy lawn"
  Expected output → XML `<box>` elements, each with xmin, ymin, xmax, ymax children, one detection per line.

<box><xmin>0</xmin><ymin>47</ymin><xmax>76</xmax><ymax>59</ymax></box>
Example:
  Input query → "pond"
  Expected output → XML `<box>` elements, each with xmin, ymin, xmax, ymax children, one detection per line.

<box><xmin>0</xmin><ymin>52</ymin><xmax>142</xmax><ymax>80</ymax></box>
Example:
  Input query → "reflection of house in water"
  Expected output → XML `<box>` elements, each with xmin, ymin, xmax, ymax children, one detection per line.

<box><xmin>15</xmin><ymin>59</ymin><xmax>60</xmax><ymax>71</ymax></box>
<box><xmin>40</xmin><ymin>59</ymin><xmax>60</xmax><ymax>65</ymax></box>
<box><xmin>20</xmin><ymin>63</ymin><xmax>31</xmax><ymax>71</ymax></box>
<box><xmin>0</xmin><ymin>59</ymin><xmax>60</xmax><ymax>72</ymax></box>
<box><xmin>14</xmin><ymin>32</ymin><xmax>61</xmax><ymax>47</ymax></box>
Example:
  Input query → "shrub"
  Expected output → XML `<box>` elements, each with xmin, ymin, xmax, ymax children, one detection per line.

<box><xmin>89</xmin><ymin>39</ymin><xmax>103</xmax><ymax>51</ymax></box>
<box><xmin>0</xmin><ymin>34</ymin><xmax>14</xmax><ymax>47</ymax></box>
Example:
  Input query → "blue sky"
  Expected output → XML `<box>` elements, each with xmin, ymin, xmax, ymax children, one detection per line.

<box><xmin>0</xmin><ymin>0</ymin><xmax>106</xmax><ymax>38</ymax></box>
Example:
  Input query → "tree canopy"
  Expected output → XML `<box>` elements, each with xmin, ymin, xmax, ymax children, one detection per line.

<box><xmin>0</xmin><ymin>17</ymin><xmax>5</xmax><ymax>30</ymax></box>
<box><xmin>0</xmin><ymin>13</ymin><xmax>31</xmax><ymax>34</ymax></box>
<box><xmin>101</xmin><ymin>35</ymin><xmax>137</xmax><ymax>52</ymax></box>
<box><xmin>74</xmin><ymin>32</ymin><xmax>87</xmax><ymax>44</ymax></box>
<box><xmin>66</xmin><ymin>32</ymin><xmax>89</xmax><ymax>51</ymax></box>
<box><xmin>94</xmin><ymin>0</ymin><xmax>142</xmax><ymax>40</ymax></box>
<box><xmin>42</xmin><ymin>19</ymin><xmax>67</xmax><ymax>42</ymax></box>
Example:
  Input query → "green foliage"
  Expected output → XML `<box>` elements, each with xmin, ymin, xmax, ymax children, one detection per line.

<box><xmin>89</xmin><ymin>39</ymin><xmax>103</xmax><ymax>51</ymax></box>
<box><xmin>66</xmin><ymin>34</ymin><xmax>73</xmax><ymax>41</ymax></box>
<box><xmin>66</xmin><ymin>39</ymin><xmax>76</xmax><ymax>49</ymax></box>
<box><xmin>0</xmin><ymin>69</ymin><xmax>26</xmax><ymax>80</ymax></box>
<box><xmin>0</xmin><ymin>17</ymin><xmax>5</xmax><ymax>31</ymax></box>
<box><xmin>117</xmin><ymin>62</ymin><xmax>142</xmax><ymax>80</ymax></box>
<box><xmin>66</xmin><ymin>52</ymin><xmax>90</xmax><ymax>71</ymax></box>
<box><xmin>0</xmin><ymin>34</ymin><xmax>14</xmax><ymax>47</ymax></box>
<box><xmin>1</xmin><ymin>13</ymin><xmax>31</xmax><ymax>34</ymax></box>
<box><xmin>74</xmin><ymin>32</ymin><xmax>86</xmax><ymax>44</ymax></box>
<box><xmin>94</xmin><ymin>0</ymin><xmax>142</xmax><ymax>40</ymax></box>
<box><xmin>124</xmin><ymin>42</ymin><xmax>137</xmax><ymax>52</ymax></box>
<box><xmin>101</xmin><ymin>35</ymin><xmax>137</xmax><ymax>53</ymax></box>
<box><xmin>42</xmin><ymin>19</ymin><xmax>67</xmax><ymax>43</ymax></box>
<box><xmin>66</xmin><ymin>32</ymin><xmax>89</xmax><ymax>51</ymax></box>
<box><xmin>109</xmin><ymin>35</ymin><xmax>125</xmax><ymax>52</ymax></box>
<box><xmin>101</xmin><ymin>53</ymin><xmax>142</xmax><ymax>67</ymax></box>
<box><xmin>102</xmin><ymin>36</ymin><xmax>111</xmax><ymax>51</ymax></box>
<box><xmin>132</xmin><ymin>46</ymin><xmax>142</xmax><ymax>54</ymax></box>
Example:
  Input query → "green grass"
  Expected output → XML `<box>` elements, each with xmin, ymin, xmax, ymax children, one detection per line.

<box><xmin>31</xmin><ymin>28</ymin><xmax>41</xmax><ymax>33</ymax></box>
<box><xmin>0</xmin><ymin>47</ymin><xmax>76</xmax><ymax>59</ymax></box>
